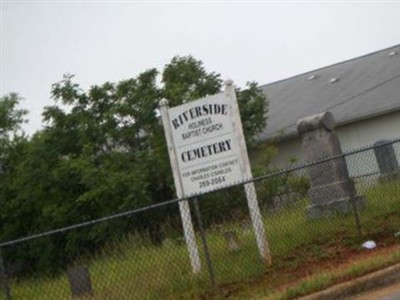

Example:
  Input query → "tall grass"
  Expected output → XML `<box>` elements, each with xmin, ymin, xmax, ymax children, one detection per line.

<box><xmin>5</xmin><ymin>180</ymin><xmax>400</xmax><ymax>299</ymax></box>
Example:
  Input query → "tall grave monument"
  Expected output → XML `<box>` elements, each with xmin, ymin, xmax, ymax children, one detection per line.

<box><xmin>297</xmin><ymin>112</ymin><xmax>364</xmax><ymax>218</ymax></box>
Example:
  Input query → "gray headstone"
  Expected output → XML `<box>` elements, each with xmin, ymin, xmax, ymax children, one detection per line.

<box><xmin>0</xmin><ymin>252</ymin><xmax>11</xmax><ymax>300</ymax></box>
<box><xmin>224</xmin><ymin>231</ymin><xmax>240</xmax><ymax>252</ymax></box>
<box><xmin>67</xmin><ymin>266</ymin><xmax>93</xmax><ymax>299</ymax></box>
<box><xmin>297</xmin><ymin>112</ymin><xmax>364</xmax><ymax>218</ymax></box>
<box><xmin>373</xmin><ymin>140</ymin><xmax>400</xmax><ymax>181</ymax></box>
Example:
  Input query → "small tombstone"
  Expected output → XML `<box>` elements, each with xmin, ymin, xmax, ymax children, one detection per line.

<box><xmin>67</xmin><ymin>266</ymin><xmax>93</xmax><ymax>299</ymax></box>
<box><xmin>273</xmin><ymin>192</ymin><xmax>302</xmax><ymax>210</ymax></box>
<box><xmin>373</xmin><ymin>139</ymin><xmax>400</xmax><ymax>182</ymax></box>
<box><xmin>297</xmin><ymin>112</ymin><xmax>364</xmax><ymax>218</ymax></box>
<box><xmin>0</xmin><ymin>252</ymin><xmax>11</xmax><ymax>300</ymax></box>
<box><xmin>224</xmin><ymin>231</ymin><xmax>241</xmax><ymax>252</ymax></box>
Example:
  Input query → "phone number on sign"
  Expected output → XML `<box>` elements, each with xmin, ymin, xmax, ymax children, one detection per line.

<box><xmin>199</xmin><ymin>176</ymin><xmax>226</xmax><ymax>189</ymax></box>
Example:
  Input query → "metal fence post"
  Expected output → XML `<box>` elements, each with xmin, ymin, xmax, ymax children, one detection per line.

<box><xmin>351</xmin><ymin>201</ymin><xmax>363</xmax><ymax>237</ymax></box>
<box><xmin>349</xmin><ymin>181</ymin><xmax>363</xmax><ymax>237</ymax></box>
<box><xmin>192</xmin><ymin>198</ymin><xmax>215</xmax><ymax>289</ymax></box>
<box><xmin>225</xmin><ymin>80</ymin><xmax>272</xmax><ymax>264</ymax></box>
<box><xmin>0</xmin><ymin>249</ymin><xmax>12</xmax><ymax>300</ymax></box>
<box><xmin>159</xmin><ymin>99</ymin><xmax>201</xmax><ymax>273</ymax></box>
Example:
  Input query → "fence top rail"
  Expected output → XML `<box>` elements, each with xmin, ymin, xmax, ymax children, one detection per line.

<box><xmin>0</xmin><ymin>177</ymin><xmax>255</xmax><ymax>248</ymax></box>
<box><xmin>0</xmin><ymin>196</ymin><xmax>184</xmax><ymax>248</ymax></box>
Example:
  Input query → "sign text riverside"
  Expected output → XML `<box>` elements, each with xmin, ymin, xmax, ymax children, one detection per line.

<box><xmin>171</xmin><ymin>104</ymin><xmax>228</xmax><ymax>129</ymax></box>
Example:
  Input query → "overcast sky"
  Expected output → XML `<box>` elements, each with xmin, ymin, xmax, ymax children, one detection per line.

<box><xmin>1</xmin><ymin>1</ymin><xmax>399</xmax><ymax>136</ymax></box>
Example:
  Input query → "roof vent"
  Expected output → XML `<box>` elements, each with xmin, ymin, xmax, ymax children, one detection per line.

<box><xmin>307</xmin><ymin>74</ymin><xmax>317</xmax><ymax>80</ymax></box>
<box><xmin>329</xmin><ymin>77</ymin><xmax>339</xmax><ymax>84</ymax></box>
<box><xmin>389</xmin><ymin>51</ymin><xmax>398</xmax><ymax>57</ymax></box>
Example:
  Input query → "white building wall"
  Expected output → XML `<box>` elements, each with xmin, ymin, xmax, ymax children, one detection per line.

<box><xmin>269</xmin><ymin>111</ymin><xmax>400</xmax><ymax>177</ymax></box>
<box><xmin>336</xmin><ymin>111</ymin><xmax>400</xmax><ymax>152</ymax></box>
<box><xmin>337</xmin><ymin>111</ymin><xmax>400</xmax><ymax>177</ymax></box>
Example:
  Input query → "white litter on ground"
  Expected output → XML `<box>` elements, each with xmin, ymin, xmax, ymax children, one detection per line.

<box><xmin>361</xmin><ymin>240</ymin><xmax>376</xmax><ymax>249</ymax></box>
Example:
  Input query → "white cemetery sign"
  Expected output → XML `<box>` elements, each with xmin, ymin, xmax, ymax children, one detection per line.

<box><xmin>168</xmin><ymin>94</ymin><xmax>243</xmax><ymax>196</ymax></box>
<box><xmin>159</xmin><ymin>81</ymin><xmax>271</xmax><ymax>274</ymax></box>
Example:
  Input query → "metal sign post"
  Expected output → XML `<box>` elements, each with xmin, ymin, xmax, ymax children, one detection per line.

<box><xmin>225</xmin><ymin>80</ymin><xmax>272</xmax><ymax>264</ymax></box>
<box><xmin>159</xmin><ymin>99</ymin><xmax>201</xmax><ymax>274</ymax></box>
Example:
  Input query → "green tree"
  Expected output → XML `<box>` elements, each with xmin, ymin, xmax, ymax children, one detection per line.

<box><xmin>0</xmin><ymin>93</ymin><xmax>28</xmax><ymax>192</ymax></box>
<box><xmin>236</xmin><ymin>81</ymin><xmax>268</xmax><ymax>146</ymax></box>
<box><xmin>1</xmin><ymin>56</ymin><xmax>270</xmax><ymax>274</ymax></box>
<box><xmin>0</xmin><ymin>93</ymin><xmax>27</xmax><ymax>139</ymax></box>
<box><xmin>162</xmin><ymin>56</ymin><xmax>268</xmax><ymax>145</ymax></box>
<box><xmin>0</xmin><ymin>93</ymin><xmax>29</xmax><ymax>254</ymax></box>
<box><xmin>162</xmin><ymin>56</ymin><xmax>222</xmax><ymax>106</ymax></box>
<box><xmin>0</xmin><ymin>93</ymin><xmax>28</xmax><ymax>171</ymax></box>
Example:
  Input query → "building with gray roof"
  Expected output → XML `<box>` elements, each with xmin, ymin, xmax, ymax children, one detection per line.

<box><xmin>258</xmin><ymin>44</ymin><xmax>400</xmax><ymax>170</ymax></box>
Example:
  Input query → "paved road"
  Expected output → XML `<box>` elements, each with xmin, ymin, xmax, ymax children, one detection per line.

<box><xmin>352</xmin><ymin>281</ymin><xmax>400</xmax><ymax>300</ymax></box>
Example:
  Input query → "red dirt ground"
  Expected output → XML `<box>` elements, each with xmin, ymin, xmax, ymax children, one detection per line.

<box><xmin>219</xmin><ymin>235</ymin><xmax>400</xmax><ymax>299</ymax></box>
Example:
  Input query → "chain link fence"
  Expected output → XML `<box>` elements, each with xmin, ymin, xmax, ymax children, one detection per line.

<box><xmin>1</xmin><ymin>139</ymin><xmax>399</xmax><ymax>299</ymax></box>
